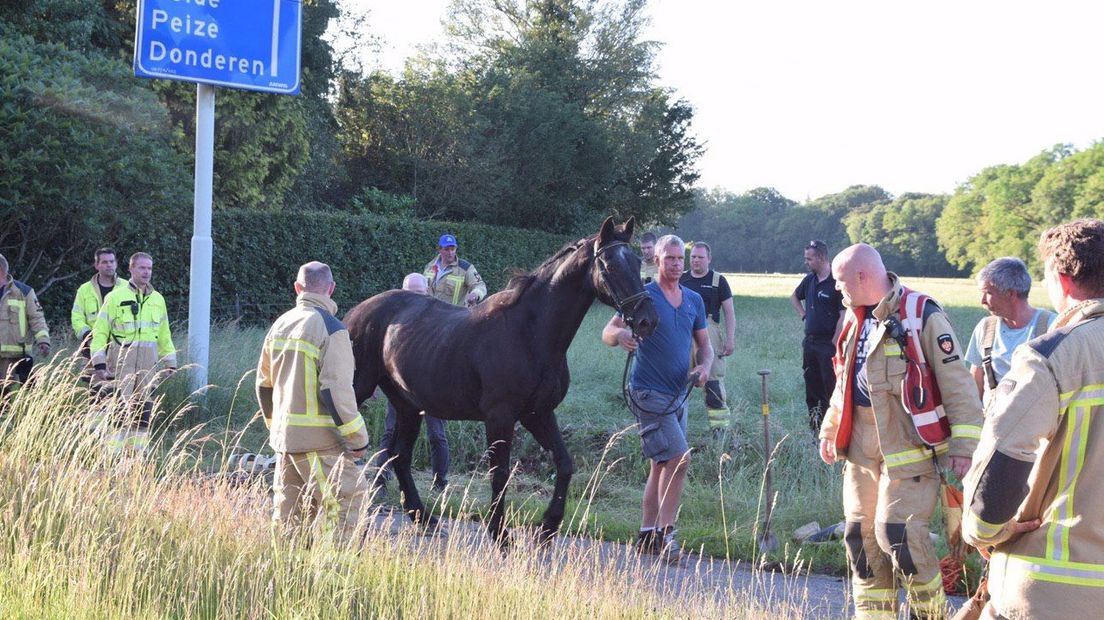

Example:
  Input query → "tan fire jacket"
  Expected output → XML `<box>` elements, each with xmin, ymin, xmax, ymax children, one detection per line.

<box><xmin>820</xmin><ymin>274</ymin><xmax>983</xmax><ymax>479</ymax></box>
<box><xmin>0</xmin><ymin>277</ymin><xmax>50</xmax><ymax>358</ymax></box>
<box><xmin>423</xmin><ymin>257</ymin><xmax>487</xmax><ymax>306</ymax></box>
<box><xmin>962</xmin><ymin>298</ymin><xmax>1104</xmax><ymax>618</ymax></box>
<box><xmin>256</xmin><ymin>292</ymin><xmax>369</xmax><ymax>454</ymax></box>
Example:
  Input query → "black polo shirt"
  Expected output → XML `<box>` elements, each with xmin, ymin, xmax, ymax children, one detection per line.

<box><xmin>679</xmin><ymin>269</ymin><xmax>732</xmax><ymax>323</ymax></box>
<box><xmin>794</xmin><ymin>272</ymin><xmax>844</xmax><ymax>338</ymax></box>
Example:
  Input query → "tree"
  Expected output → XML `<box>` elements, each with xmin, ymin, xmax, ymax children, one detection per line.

<box><xmin>0</xmin><ymin>26</ymin><xmax>190</xmax><ymax>310</ymax></box>
<box><xmin>337</xmin><ymin>0</ymin><xmax>701</xmax><ymax>233</ymax></box>
<box><xmin>844</xmin><ymin>194</ymin><xmax>963</xmax><ymax>276</ymax></box>
<box><xmin>936</xmin><ymin>147</ymin><xmax>1064</xmax><ymax>273</ymax></box>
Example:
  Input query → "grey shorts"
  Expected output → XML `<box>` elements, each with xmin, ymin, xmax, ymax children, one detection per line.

<box><xmin>629</xmin><ymin>388</ymin><xmax>690</xmax><ymax>463</ymax></box>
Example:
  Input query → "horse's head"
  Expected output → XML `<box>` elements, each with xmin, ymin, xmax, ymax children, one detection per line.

<box><xmin>592</xmin><ymin>216</ymin><xmax>658</xmax><ymax>338</ymax></box>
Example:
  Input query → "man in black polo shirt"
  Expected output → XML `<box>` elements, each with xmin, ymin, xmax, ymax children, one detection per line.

<box><xmin>790</xmin><ymin>240</ymin><xmax>844</xmax><ymax>435</ymax></box>
<box><xmin>680</xmin><ymin>241</ymin><xmax>735</xmax><ymax>433</ymax></box>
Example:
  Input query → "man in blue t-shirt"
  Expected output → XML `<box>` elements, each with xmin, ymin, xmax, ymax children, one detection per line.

<box><xmin>964</xmin><ymin>257</ymin><xmax>1056</xmax><ymax>406</ymax></box>
<box><xmin>602</xmin><ymin>234</ymin><xmax>712</xmax><ymax>563</ymax></box>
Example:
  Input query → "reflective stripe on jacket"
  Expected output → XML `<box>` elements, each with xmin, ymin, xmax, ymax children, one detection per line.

<box><xmin>819</xmin><ymin>273</ymin><xmax>982</xmax><ymax>479</ymax></box>
<box><xmin>71</xmin><ymin>276</ymin><xmax>129</xmax><ymax>338</ymax></box>
<box><xmin>255</xmin><ymin>292</ymin><xmax>369</xmax><ymax>454</ymax></box>
<box><xmin>0</xmin><ymin>277</ymin><xmax>50</xmax><ymax>358</ymax></box>
<box><xmin>423</xmin><ymin>257</ymin><xmax>487</xmax><ymax>306</ymax></box>
<box><xmin>89</xmin><ymin>282</ymin><xmax>176</xmax><ymax>370</ymax></box>
<box><xmin>962</xmin><ymin>299</ymin><xmax>1104</xmax><ymax>618</ymax></box>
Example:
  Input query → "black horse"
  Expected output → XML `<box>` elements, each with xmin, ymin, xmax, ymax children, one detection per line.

<box><xmin>345</xmin><ymin>217</ymin><xmax>657</xmax><ymax>545</ymax></box>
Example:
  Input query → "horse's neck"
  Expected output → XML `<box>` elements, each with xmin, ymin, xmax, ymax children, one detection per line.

<box><xmin>524</xmin><ymin>252</ymin><xmax>595</xmax><ymax>356</ymax></box>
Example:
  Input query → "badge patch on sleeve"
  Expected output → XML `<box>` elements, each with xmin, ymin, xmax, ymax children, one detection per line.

<box><xmin>938</xmin><ymin>334</ymin><xmax>955</xmax><ymax>354</ymax></box>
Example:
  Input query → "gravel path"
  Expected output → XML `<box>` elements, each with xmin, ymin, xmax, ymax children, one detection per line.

<box><xmin>366</xmin><ymin>506</ymin><xmax>967</xmax><ymax>618</ymax></box>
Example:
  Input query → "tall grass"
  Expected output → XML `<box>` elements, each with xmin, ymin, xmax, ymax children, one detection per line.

<box><xmin>0</xmin><ymin>358</ymin><xmax>817</xmax><ymax>618</ymax></box>
<box><xmin>36</xmin><ymin>273</ymin><xmax>1015</xmax><ymax>582</ymax></box>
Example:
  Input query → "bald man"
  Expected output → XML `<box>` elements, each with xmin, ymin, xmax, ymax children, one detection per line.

<box><xmin>372</xmin><ymin>272</ymin><xmax>451</xmax><ymax>492</ymax></box>
<box><xmin>257</xmin><ymin>261</ymin><xmax>371</xmax><ymax>542</ymax></box>
<box><xmin>819</xmin><ymin>244</ymin><xmax>982</xmax><ymax>619</ymax></box>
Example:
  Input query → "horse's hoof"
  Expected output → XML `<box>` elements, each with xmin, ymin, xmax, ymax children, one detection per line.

<box><xmin>537</xmin><ymin>527</ymin><xmax>558</xmax><ymax>549</ymax></box>
<box><xmin>417</xmin><ymin>516</ymin><xmax>448</xmax><ymax>538</ymax></box>
<box><xmin>493</xmin><ymin>529</ymin><xmax>512</xmax><ymax>553</ymax></box>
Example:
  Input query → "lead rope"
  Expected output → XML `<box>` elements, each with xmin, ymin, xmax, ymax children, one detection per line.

<box><xmin>621</xmin><ymin>349</ymin><xmax>698</xmax><ymax>417</ymax></box>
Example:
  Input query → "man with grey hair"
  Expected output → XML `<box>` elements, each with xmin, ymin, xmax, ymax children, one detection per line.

<box><xmin>373</xmin><ymin>272</ymin><xmax>451</xmax><ymax>492</ymax></box>
<box><xmin>964</xmin><ymin>257</ymin><xmax>1056</xmax><ymax>404</ymax></box>
<box><xmin>603</xmin><ymin>233</ymin><xmax>711</xmax><ymax>562</ymax></box>
<box><xmin>257</xmin><ymin>261</ymin><xmax>371</xmax><ymax>542</ymax></box>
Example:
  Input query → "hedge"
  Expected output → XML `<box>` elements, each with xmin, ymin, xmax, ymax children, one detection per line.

<box><xmin>83</xmin><ymin>210</ymin><xmax>573</xmax><ymax>328</ymax></box>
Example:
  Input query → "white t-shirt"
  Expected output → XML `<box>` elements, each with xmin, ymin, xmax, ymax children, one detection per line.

<box><xmin>965</xmin><ymin>309</ymin><xmax>1057</xmax><ymax>387</ymax></box>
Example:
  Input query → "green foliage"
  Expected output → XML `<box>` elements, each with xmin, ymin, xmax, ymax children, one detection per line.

<box><xmin>844</xmin><ymin>193</ymin><xmax>964</xmax><ymax>277</ymax></box>
<box><xmin>335</xmin><ymin>0</ymin><xmax>701</xmax><ymax>234</ymax></box>
<box><xmin>0</xmin><ymin>23</ymin><xmax>191</xmax><ymax>303</ymax></box>
<box><xmin>676</xmin><ymin>186</ymin><xmax>892</xmax><ymax>273</ymax></box>
<box><xmin>350</xmin><ymin>187</ymin><xmax>417</xmax><ymax>216</ymax></box>
<box><xmin>937</xmin><ymin>143</ymin><xmax>1104</xmax><ymax>274</ymax></box>
<box><xmin>0</xmin><ymin>0</ymin><xmax>121</xmax><ymax>53</ymax></box>
<box><xmin>154</xmin><ymin>210</ymin><xmax>572</xmax><ymax>324</ymax></box>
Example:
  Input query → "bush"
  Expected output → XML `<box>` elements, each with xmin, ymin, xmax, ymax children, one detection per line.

<box><xmin>153</xmin><ymin>210</ymin><xmax>573</xmax><ymax>325</ymax></box>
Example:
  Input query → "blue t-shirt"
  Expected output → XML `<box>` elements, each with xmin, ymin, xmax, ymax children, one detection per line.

<box><xmin>629</xmin><ymin>282</ymin><xmax>707</xmax><ymax>396</ymax></box>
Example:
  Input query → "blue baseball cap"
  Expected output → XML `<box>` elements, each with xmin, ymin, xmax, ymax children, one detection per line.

<box><xmin>438</xmin><ymin>234</ymin><xmax>457</xmax><ymax>248</ymax></box>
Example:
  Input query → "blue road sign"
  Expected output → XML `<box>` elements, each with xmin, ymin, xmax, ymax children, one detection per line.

<box><xmin>134</xmin><ymin>0</ymin><xmax>302</xmax><ymax>95</ymax></box>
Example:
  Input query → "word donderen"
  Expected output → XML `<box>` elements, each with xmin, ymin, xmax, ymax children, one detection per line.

<box><xmin>147</xmin><ymin>41</ymin><xmax>266</xmax><ymax>77</ymax></box>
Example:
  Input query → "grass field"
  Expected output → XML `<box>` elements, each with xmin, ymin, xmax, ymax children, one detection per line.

<box><xmin>1</xmin><ymin>272</ymin><xmax>1031</xmax><ymax>616</ymax></box>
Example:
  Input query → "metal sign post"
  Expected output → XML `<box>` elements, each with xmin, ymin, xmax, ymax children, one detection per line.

<box><xmin>188</xmin><ymin>84</ymin><xmax>215</xmax><ymax>393</ymax></box>
<box><xmin>133</xmin><ymin>0</ymin><xmax>302</xmax><ymax>394</ymax></box>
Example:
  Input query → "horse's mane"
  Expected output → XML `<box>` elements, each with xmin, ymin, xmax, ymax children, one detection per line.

<box><xmin>480</xmin><ymin>236</ymin><xmax>592</xmax><ymax>311</ymax></box>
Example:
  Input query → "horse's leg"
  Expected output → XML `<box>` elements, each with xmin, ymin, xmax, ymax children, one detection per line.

<box><xmin>352</xmin><ymin>353</ymin><xmax>380</xmax><ymax>405</ymax></box>
<box><xmin>484</xmin><ymin>412</ymin><xmax>516</xmax><ymax>547</ymax></box>
<box><xmin>519</xmin><ymin>411</ymin><xmax>574</xmax><ymax>546</ymax></box>
<box><xmin>391</xmin><ymin>405</ymin><xmax>434</xmax><ymax>528</ymax></box>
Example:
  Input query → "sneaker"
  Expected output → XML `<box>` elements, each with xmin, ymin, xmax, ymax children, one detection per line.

<box><xmin>634</xmin><ymin>529</ymin><xmax>662</xmax><ymax>554</ymax></box>
<box><xmin>635</xmin><ymin>525</ymin><xmax>657</xmax><ymax>549</ymax></box>
<box><xmin>658</xmin><ymin>526</ymin><xmax>682</xmax><ymax>563</ymax></box>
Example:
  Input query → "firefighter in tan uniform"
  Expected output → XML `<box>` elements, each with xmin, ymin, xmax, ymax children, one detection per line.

<box><xmin>256</xmin><ymin>261</ymin><xmax>371</xmax><ymax>542</ymax></box>
<box><xmin>820</xmin><ymin>244</ymin><xmax>982</xmax><ymax>619</ymax></box>
<box><xmin>422</xmin><ymin>234</ymin><xmax>486</xmax><ymax>307</ymax></box>
<box><xmin>963</xmin><ymin>218</ymin><xmax>1104</xmax><ymax>620</ymax></box>
<box><xmin>0</xmin><ymin>253</ymin><xmax>50</xmax><ymax>397</ymax></box>
<box><xmin>90</xmin><ymin>252</ymin><xmax>176</xmax><ymax>452</ymax></box>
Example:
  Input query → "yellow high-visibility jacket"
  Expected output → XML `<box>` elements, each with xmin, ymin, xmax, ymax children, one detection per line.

<box><xmin>90</xmin><ymin>282</ymin><xmax>176</xmax><ymax>375</ymax></box>
<box><xmin>820</xmin><ymin>274</ymin><xmax>982</xmax><ymax>479</ymax></box>
<box><xmin>0</xmin><ymin>276</ymin><xmax>50</xmax><ymax>358</ymax></box>
<box><xmin>423</xmin><ymin>257</ymin><xmax>487</xmax><ymax>306</ymax></box>
<box><xmin>71</xmin><ymin>275</ymin><xmax>129</xmax><ymax>339</ymax></box>
<box><xmin>963</xmin><ymin>298</ymin><xmax>1104</xmax><ymax>618</ymax></box>
<box><xmin>255</xmin><ymin>292</ymin><xmax>369</xmax><ymax>454</ymax></box>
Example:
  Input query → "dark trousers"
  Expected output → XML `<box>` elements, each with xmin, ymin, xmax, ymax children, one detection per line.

<box><xmin>802</xmin><ymin>336</ymin><xmax>836</xmax><ymax>434</ymax></box>
<box><xmin>375</xmin><ymin>402</ymin><xmax>449</xmax><ymax>486</ymax></box>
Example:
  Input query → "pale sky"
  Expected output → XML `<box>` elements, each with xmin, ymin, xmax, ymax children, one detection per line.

<box><xmin>340</xmin><ymin>0</ymin><xmax>1104</xmax><ymax>202</ymax></box>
